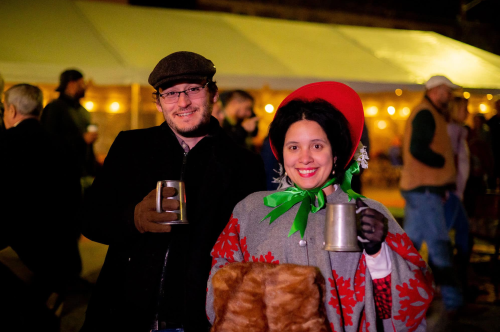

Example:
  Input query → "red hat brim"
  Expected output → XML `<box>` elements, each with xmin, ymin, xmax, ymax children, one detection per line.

<box><xmin>270</xmin><ymin>81</ymin><xmax>365</xmax><ymax>169</ymax></box>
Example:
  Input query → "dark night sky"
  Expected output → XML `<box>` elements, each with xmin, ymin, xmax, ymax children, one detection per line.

<box><xmin>128</xmin><ymin>0</ymin><xmax>499</xmax><ymax>25</ymax></box>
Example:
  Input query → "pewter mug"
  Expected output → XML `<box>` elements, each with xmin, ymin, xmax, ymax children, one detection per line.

<box><xmin>156</xmin><ymin>180</ymin><xmax>188</xmax><ymax>225</ymax></box>
<box><xmin>323</xmin><ymin>203</ymin><xmax>361</xmax><ymax>252</ymax></box>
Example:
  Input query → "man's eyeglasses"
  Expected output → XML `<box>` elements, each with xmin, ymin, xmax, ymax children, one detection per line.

<box><xmin>158</xmin><ymin>82</ymin><xmax>209</xmax><ymax>104</ymax></box>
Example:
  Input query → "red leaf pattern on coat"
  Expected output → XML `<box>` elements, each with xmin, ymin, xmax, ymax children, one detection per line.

<box><xmin>251</xmin><ymin>251</ymin><xmax>280</xmax><ymax>264</ymax></box>
<box><xmin>211</xmin><ymin>215</ymin><xmax>240</xmax><ymax>262</ymax></box>
<box><xmin>385</xmin><ymin>231</ymin><xmax>433</xmax><ymax>331</ymax></box>
<box><xmin>328</xmin><ymin>270</ymin><xmax>358</xmax><ymax>327</ymax></box>
<box><xmin>354</xmin><ymin>255</ymin><xmax>366</xmax><ymax>302</ymax></box>
<box><xmin>393</xmin><ymin>273</ymin><xmax>433</xmax><ymax>332</ymax></box>
<box><xmin>385</xmin><ymin>232</ymin><xmax>426</xmax><ymax>268</ymax></box>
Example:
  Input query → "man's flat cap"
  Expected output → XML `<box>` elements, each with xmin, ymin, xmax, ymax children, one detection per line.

<box><xmin>148</xmin><ymin>51</ymin><xmax>216</xmax><ymax>90</ymax></box>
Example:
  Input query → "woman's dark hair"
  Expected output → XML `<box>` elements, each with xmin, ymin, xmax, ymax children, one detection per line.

<box><xmin>269</xmin><ymin>99</ymin><xmax>352</xmax><ymax>180</ymax></box>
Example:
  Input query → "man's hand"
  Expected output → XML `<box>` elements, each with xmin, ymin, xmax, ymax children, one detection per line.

<box><xmin>241</xmin><ymin>116</ymin><xmax>260</xmax><ymax>133</ymax></box>
<box><xmin>356</xmin><ymin>198</ymin><xmax>388</xmax><ymax>255</ymax></box>
<box><xmin>83</xmin><ymin>131</ymin><xmax>98</xmax><ymax>144</ymax></box>
<box><xmin>134</xmin><ymin>187</ymin><xmax>180</xmax><ymax>233</ymax></box>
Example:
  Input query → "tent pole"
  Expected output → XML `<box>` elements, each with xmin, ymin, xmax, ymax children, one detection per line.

<box><xmin>131</xmin><ymin>83</ymin><xmax>140</xmax><ymax>130</ymax></box>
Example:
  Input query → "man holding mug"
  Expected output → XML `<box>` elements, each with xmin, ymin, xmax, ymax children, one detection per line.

<box><xmin>80</xmin><ymin>52</ymin><xmax>266</xmax><ymax>332</ymax></box>
<box><xmin>42</xmin><ymin>69</ymin><xmax>98</xmax><ymax>181</ymax></box>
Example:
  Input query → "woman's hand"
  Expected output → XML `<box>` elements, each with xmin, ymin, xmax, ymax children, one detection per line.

<box><xmin>356</xmin><ymin>198</ymin><xmax>388</xmax><ymax>255</ymax></box>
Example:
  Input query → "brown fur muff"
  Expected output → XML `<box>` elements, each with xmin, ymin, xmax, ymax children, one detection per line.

<box><xmin>211</xmin><ymin>262</ymin><xmax>330</xmax><ymax>332</ymax></box>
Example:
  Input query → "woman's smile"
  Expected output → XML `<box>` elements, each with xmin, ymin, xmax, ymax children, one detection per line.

<box><xmin>296</xmin><ymin>168</ymin><xmax>318</xmax><ymax>177</ymax></box>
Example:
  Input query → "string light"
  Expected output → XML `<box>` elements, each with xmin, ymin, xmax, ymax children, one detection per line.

<box><xmin>399</xmin><ymin>107</ymin><xmax>411</xmax><ymax>117</ymax></box>
<box><xmin>395</xmin><ymin>89</ymin><xmax>403</xmax><ymax>96</ymax></box>
<box><xmin>463</xmin><ymin>91</ymin><xmax>470</xmax><ymax>99</ymax></box>
<box><xmin>387</xmin><ymin>106</ymin><xmax>396</xmax><ymax>115</ymax></box>
<box><xmin>265</xmin><ymin>104</ymin><xmax>274</xmax><ymax>113</ymax></box>
<box><xmin>365</xmin><ymin>106</ymin><xmax>378</xmax><ymax>116</ymax></box>
<box><xmin>377</xmin><ymin>120</ymin><xmax>387</xmax><ymax>129</ymax></box>
<box><xmin>110</xmin><ymin>102</ymin><xmax>120</xmax><ymax>112</ymax></box>
<box><xmin>84</xmin><ymin>101</ymin><xmax>94</xmax><ymax>111</ymax></box>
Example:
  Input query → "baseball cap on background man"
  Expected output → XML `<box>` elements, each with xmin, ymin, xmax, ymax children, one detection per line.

<box><xmin>425</xmin><ymin>75</ymin><xmax>461</xmax><ymax>90</ymax></box>
<box><xmin>148</xmin><ymin>51</ymin><xmax>216</xmax><ymax>90</ymax></box>
<box><xmin>56</xmin><ymin>69</ymin><xmax>84</xmax><ymax>92</ymax></box>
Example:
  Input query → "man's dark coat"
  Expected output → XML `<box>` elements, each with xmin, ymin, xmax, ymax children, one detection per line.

<box><xmin>41</xmin><ymin>94</ymin><xmax>97</xmax><ymax>177</ymax></box>
<box><xmin>80</xmin><ymin>118</ymin><xmax>266</xmax><ymax>332</ymax></box>
<box><xmin>0</xmin><ymin>119</ymin><xmax>82</xmax><ymax>292</ymax></box>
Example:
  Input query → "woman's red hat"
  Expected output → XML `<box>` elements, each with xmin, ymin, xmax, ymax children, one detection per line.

<box><xmin>270</xmin><ymin>81</ymin><xmax>365</xmax><ymax>169</ymax></box>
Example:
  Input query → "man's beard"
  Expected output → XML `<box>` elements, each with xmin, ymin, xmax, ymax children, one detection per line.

<box><xmin>165</xmin><ymin>101</ymin><xmax>213</xmax><ymax>138</ymax></box>
<box><xmin>74</xmin><ymin>88</ymin><xmax>85</xmax><ymax>100</ymax></box>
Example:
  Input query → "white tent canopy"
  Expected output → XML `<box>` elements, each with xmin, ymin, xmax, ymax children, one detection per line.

<box><xmin>2</xmin><ymin>0</ymin><xmax>500</xmax><ymax>92</ymax></box>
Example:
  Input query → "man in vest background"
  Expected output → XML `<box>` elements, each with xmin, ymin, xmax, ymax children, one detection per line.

<box><xmin>400</xmin><ymin>75</ymin><xmax>463</xmax><ymax>314</ymax></box>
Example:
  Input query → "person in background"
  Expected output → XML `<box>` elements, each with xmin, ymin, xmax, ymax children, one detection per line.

<box><xmin>487</xmin><ymin>98</ymin><xmax>500</xmax><ymax>189</ymax></box>
<box><xmin>446</xmin><ymin>96</ymin><xmax>470</xmax><ymax>201</ymax></box>
<box><xmin>400</xmin><ymin>75</ymin><xmax>463</xmax><ymax>314</ymax></box>
<box><xmin>0</xmin><ymin>84</ymin><xmax>82</xmax><ymax>330</ymax></box>
<box><xmin>80</xmin><ymin>51</ymin><xmax>266</xmax><ymax>332</ymax></box>
<box><xmin>464</xmin><ymin>113</ymin><xmax>495</xmax><ymax>216</ymax></box>
<box><xmin>211</xmin><ymin>97</ymin><xmax>225</xmax><ymax>127</ymax></box>
<box><xmin>41</xmin><ymin>69</ymin><xmax>98</xmax><ymax>195</ymax></box>
<box><xmin>388</xmin><ymin>136</ymin><xmax>403</xmax><ymax>167</ymax></box>
<box><xmin>260</xmin><ymin>134</ymin><xmax>281</xmax><ymax>190</ymax></box>
<box><xmin>0</xmin><ymin>72</ymin><xmax>5</xmax><ymax>132</ymax></box>
<box><xmin>445</xmin><ymin>96</ymin><xmax>472</xmax><ymax>298</ymax></box>
<box><xmin>221</xmin><ymin>89</ymin><xmax>259</xmax><ymax>151</ymax></box>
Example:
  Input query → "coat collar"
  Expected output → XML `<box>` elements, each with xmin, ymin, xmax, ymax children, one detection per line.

<box><xmin>8</xmin><ymin>118</ymin><xmax>41</xmax><ymax>131</ymax></box>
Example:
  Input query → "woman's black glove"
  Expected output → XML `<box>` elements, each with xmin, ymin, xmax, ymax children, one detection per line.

<box><xmin>356</xmin><ymin>198</ymin><xmax>388</xmax><ymax>255</ymax></box>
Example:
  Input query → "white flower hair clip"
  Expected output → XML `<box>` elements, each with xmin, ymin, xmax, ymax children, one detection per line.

<box><xmin>353</xmin><ymin>142</ymin><xmax>369</xmax><ymax>169</ymax></box>
<box><xmin>273</xmin><ymin>164</ymin><xmax>293</xmax><ymax>190</ymax></box>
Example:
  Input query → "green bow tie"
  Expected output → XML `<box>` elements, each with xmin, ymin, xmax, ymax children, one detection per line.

<box><xmin>261</xmin><ymin>161</ymin><xmax>365</xmax><ymax>238</ymax></box>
